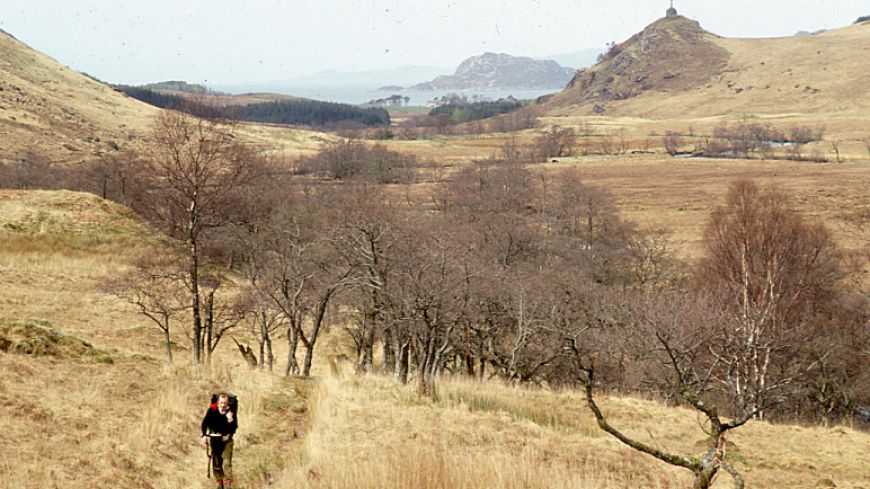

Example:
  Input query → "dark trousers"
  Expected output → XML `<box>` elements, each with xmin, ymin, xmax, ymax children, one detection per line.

<box><xmin>210</xmin><ymin>437</ymin><xmax>234</xmax><ymax>481</ymax></box>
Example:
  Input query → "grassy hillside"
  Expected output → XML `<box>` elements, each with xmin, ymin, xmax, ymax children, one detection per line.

<box><xmin>0</xmin><ymin>31</ymin><xmax>329</xmax><ymax>165</ymax></box>
<box><xmin>545</xmin><ymin>16</ymin><xmax>870</xmax><ymax>120</ymax></box>
<box><xmin>0</xmin><ymin>190</ymin><xmax>309</xmax><ymax>488</ymax></box>
<box><xmin>0</xmin><ymin>32</ymin><xmax>159</xmax><ymax>163</ymax></box>
<box><xmin>0</xmin><ymin>190</ymin><xmax>868</xmax><ymax>489</ymax></box>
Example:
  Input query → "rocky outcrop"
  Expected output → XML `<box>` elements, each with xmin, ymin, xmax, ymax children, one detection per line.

<box><xmin>546</xmin><ymin>14</ymin><xmax>729</xmax><ymax>112</ymax></box>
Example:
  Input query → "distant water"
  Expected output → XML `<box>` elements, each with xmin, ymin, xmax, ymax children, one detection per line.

<box><xmin>219</xmin><ymin>84</ymin><xmax>559</xmax><ymax>107</ymax></box>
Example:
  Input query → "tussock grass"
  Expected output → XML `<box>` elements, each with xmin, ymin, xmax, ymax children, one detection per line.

<box><xmin>0</xmin><ymin>354</ymin><xmax>310</xmax><ymax>489</ymax></box>
<box><xmin>0</xmin><ymin>319</ymin><xmax>114</xmax><ymax>363</ymax></box>
<box><xmin>264</xmin><ymin>374</ymin><xmax>870</xmax><ymax>489</ymax></box>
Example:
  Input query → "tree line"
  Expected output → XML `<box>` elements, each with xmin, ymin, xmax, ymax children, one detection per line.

<box><xmin>428</xmin><ymin>96</ymin><xmax>524</xmax><ymax>124</ymax></box>
<box><xmin>114</xmin><ymin>85</ymin><xmax>390</xmax><ymax>127</ymax></box>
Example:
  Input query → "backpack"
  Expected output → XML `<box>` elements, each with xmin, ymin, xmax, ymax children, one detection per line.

<box><xmin>211</xmin><ymin>393</ymin><xmax>239</xmax><ymax>418</ymax></box>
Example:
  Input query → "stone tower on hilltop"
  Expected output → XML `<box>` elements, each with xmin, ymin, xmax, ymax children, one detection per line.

<box><xmin>666</xmin><ymin>0</ymin><xmax>678</xmax><ymax>18</ymax></box>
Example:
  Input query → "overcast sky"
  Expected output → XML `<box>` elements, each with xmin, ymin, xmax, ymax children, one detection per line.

<box><xmin>0</xmin><ymin>1</ymin><xmax>866</xmax><ymax>85</ymax></box>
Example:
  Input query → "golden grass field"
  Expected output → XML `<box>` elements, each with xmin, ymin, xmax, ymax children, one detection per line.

<box><xmin>1</xmin><ymin>190</ymin><xmax>869</xmax><ymax>489</ymax></box>
<box><xmin>379</xmin><ymin>130</ymin><xmax>870</xmax><ymax>259</ymax></box>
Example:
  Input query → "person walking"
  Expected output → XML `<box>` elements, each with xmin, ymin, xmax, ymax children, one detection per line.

<box><xmin>201</xmin><ymin>392</ymin><xmax>238</xmax><ymax>489</ymax></box>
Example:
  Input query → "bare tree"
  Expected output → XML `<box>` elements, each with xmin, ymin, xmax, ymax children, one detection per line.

<box><xmin>830</xmin><ymin>139</ymin><xmax>842</xmax><ymax>163</ymax></box>
<box><xmin>627</xmin><ymin>228</ymin><xmax>680</xmax><ymax>289</ymax></box>
<box><xmin>105</xmin><ymin>250</ymin><xmax>186</xmax><ymax>364</ymax></box>
<box><xmin>546</xmin><ymin>170</ymin><xmax>633</xmax><ymax>285</ymax></box>
<box><xmin>388</xmin><ymin>223</ymin><xmax>475</xmax><ymax>395</ymax></box>
<box><xmin>616</xmin><ymin>128</ymin><xmax>630</xmax><ymax>155</ymax></box>
<box><xmin>578</xmin><ymin>122</ymin><xmax>597</xmax><ymax>156</ymax></box>
<box><xmin>238</xmin><ymin>291</ymin><xmax>284</xmax><ymax>372</ymax></box>
<box><xmin>534</xmin><ymin>125</ymin><xmax>576</xmax><ymax>161</ymax></box>
<box><xmin>571</xmin><ymin>292</ymin><xmax>751</xmax><ymax>489</ymax></box>
<box><xmin>695</xmin><ymin>180</ymin><xmax>842</xmax><ymax>419</ymax></box>
<box><xmin>242</xmin><ymin>187</ymin><xmax>353</xmax><ymax>377</ymax></box>
<box><xmin>77</xmin><ymin>150</ymin><xmax>144</xmax><ymax>204</ymax></box>
<box><xmin>662</xmin><ymin>131</ymin><xmax>682</xmax><ymax>156</ymax></box>
<box><xmin>196</xmin><ymin>272</ymin><xmax>246</xmax><ymax>364</ymax></box>
<box><xmin>329</xmin><ymin>182</ymin><xmax>400</xmax><ymax>374</ymax></box>
<box><xmin>133</xmin><ymin>110</ymin><xmax>264</xmax><ymax>364</ymax></box>
<box><xmin>596</xmin><ymin>133</ymin><xmax>614</xmax><ymax>155</ymax></box>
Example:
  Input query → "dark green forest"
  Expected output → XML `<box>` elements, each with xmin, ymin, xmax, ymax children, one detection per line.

<box><xmin>115</xmin><ymin>86</ymin><xmax>390</xmax><ymax>127</ymax></box>
<box><xmin>429</xmin><ymin>97</ymin><xmax>524</xmax><ymax>123</ymax></box>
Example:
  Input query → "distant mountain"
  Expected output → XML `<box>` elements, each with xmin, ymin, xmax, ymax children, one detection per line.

<box><xmin>538</xmin><ymin>48</ymin><xmax>603</xmax><ymax>70</ymax></box>
<box><xmin>409</xmin><ymin>53</ymin><xmax>575</xmax><ymax>90</ymax></box>
<box><xmin>795</xmin><ymin>29</ymin><xmax>827</xmax><ymax>36</ymax></box>
<box><xmin>215</xmin><ymin>66</ymin><xmax>449</xmax><ymax>94</ymax></box>
<box><xmin>141</xmin><ymin>80</ymin><xmax>225</xmax><ymax>94</ymax></box>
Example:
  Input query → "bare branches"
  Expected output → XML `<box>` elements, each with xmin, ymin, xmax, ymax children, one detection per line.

<box><xmin>696</xmin><ymin>180</ymin><xmax>842</xmax><ymax>418</ymax></box>
<box><xmin>104</xmin><ymin>249</ymin><xmax>186</xmax><ymax>364</ymax></box>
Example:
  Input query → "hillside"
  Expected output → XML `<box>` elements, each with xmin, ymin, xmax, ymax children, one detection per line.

<box><xmin>1</xmin><ymin>190</ymin><xmax>868</xmax><ymax>489</ymax></box>
<box><xmin>410</xmin><ymin>52</ymin><xmax>575</xmax><ymax>90</ymax></box>
<box><xmin>0</xmin><ymin>30</ymin><xmax>158</xmax><ymax>163</ymax></box>
<box><xmin>544</xmin><ymin>10</ymin><xmax>870</xmax><ymax>118</ymax></box>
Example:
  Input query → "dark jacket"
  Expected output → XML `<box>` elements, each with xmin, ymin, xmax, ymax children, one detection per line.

<box><xmin>201</xmin><ymin>403</ymin><xmax>238</xmax><ymax>438</ymax></box>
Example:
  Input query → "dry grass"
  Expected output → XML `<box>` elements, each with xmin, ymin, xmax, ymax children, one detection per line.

<box><xmin>358</xmin><ymin>145</ymin><xmax>870</xmax><ymax>259</ymax></box>
<box><xmin>0</xmin><ymin>354</ymin><xmax>309</xmax><ymax>489</ymax></box>
<box><xmin>3</xmin><ymin>13</ymin><xmax>870</xmax><ymax>488</ymax></box>
<box><xmin>263</xmin><ymin>374</ymin><xmax>870</xmax><ymax>489</ymax></box>
<box><xmin>0</xmin><ymin>189</ymin><xmax>309</xmax><ymax>489</ymax></box>
<box><xmin>540</xmin><ymin>155</ymin><xmax>870</xmax><ymax>259</ymax></box>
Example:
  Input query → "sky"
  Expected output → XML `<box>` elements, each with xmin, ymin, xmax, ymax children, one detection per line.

<box><xmin>0</xmin><ymin>0</ymin><xmax>866</xmax><ymax>85</ymax></box>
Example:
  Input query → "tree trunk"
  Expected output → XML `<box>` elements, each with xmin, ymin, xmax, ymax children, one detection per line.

<box><xmin>303</xmin><ymin>343</ymin><xmax>315</xmax><ymax>377</ymax></box>
<box><xmin>361</xmin><ymin>323</ymin><xmax>376</xmax><ymax>373</ymax></box>
<box><xmin>205</xmin><ymin>293</ymin><xmax>214</xmax><ymax>364</ymax></box>
<box><xmin>258</xmin><ymin>329</ymin><xmax>266</xmax><ymax>371</ymax></box>
<box><xmin>395</xmin><ymin>338</ymin><xmax>410</xmax><ymax>384</ymax></box>
<box><xmin>692</xmin><ymin>467</ymin><xmax>719</xmax><ymax>489</ymax></box>
<box><xmin>284</xmin><ymin>326</ymin><xmax>300</xmax><ymax>376</ymax></box>
<box><xmin>382</xmin><ymin>325</ymin><xmax>395</xmax><ymax>374</ymax></box>
<box><xmin>301</xmin><ymin>297</ymin><xmax>331</xmax><ymax>377</ymax></box>
<box><xmin>163</xmin><ymin>319</ymin><xmax>173</xmax><ymax>365</ymax></box>
<box><xmin>190</xmin><ymin>241</ymin><xmax>203</xmax><ymax>364</ymax></box>
<box><xmin>464</xmin><ymin>354</ymin><xmax>475</xmax><ymax>377</ymax></box>
<box><xmin>416</xmin><ymin>333</ymin><xmax>439</xmax><ymax>397</ymax></box>
<box><xmin>265</xmin><ymin>333</ymin><xmax>273</xmax><ymax>373</ymax></box>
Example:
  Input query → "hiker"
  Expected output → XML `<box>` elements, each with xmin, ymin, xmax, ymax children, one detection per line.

<box><xmin>201</xmin><ymin>392</ymin><xmax>238</xmax><ymax>489</ymax></box>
